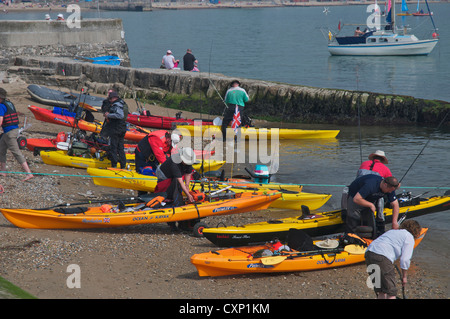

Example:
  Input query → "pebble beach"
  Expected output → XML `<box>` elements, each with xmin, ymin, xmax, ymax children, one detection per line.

<box><xmin>0</xmin><ymin>81</ymin><xmax>447</xmax><ymax>300</ymax></box>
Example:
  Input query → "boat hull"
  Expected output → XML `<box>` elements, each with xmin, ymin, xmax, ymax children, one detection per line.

<box><xmin>41</xmin><ymin>150</ymin><xmax>224</xmax><ymax>172</ymax></box>
<box><xmin>0</xmin><ymin>192</ymin><xmax>281</xmax><ymax>229</ymax></box>
<box><xmin>127</xmin><ymin>113</ymin><xmax>213</xmax><ymax>129</ymax></box>
<box><xmin>202</xmin><ymin>195</ymin><xmax>450</xmax><ymax>246</ymax></box>
<box><xmin>28</xmin><ymin>105</ymin><xmax>149</xmax><ymax>142</ymax></box>
<box><xmin>86</xmin><ymin>167</ymin><xmax>331</xmax><ymax>211</ymax></box>
<box><xmin>328</xmin><ymin>39</ymin><xmax>438</xmax><ymax>56</ymax></box>
<box><xmin>176</xmin><ymin>125</ymin><xmax>339</xmax><ymax>140</ymax></box>
<box><xmin>191</xmin><ymin>229</ymin><xmax>428</xmax><ymax>277</ymax></box>
<box><xmin>27</xmin><ymin>84</ymin><xmax>104</xmax><ymax>109</ymax></box>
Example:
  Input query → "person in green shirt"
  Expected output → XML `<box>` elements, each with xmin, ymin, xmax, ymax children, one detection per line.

<box><xmin>221</xmin><ymin>80</ymin><xmax>249</xmax><ymax>142</ymax></box>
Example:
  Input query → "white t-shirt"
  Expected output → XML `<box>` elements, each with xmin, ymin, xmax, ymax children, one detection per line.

<box><xmin>162</xmin><ymin>54</ymin><xmax>175</xmax><ymax>69</ymax></box>
<box><xmin>367</xmin><ymin>229</ymin><xmax>415</xmax><ymax>270</ymax></box>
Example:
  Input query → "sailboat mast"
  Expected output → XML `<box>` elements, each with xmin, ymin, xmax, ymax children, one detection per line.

<box><xmin>392</xmin><ymin>0</ymin><xmax>396</xmax><ymax>30</ymax></box>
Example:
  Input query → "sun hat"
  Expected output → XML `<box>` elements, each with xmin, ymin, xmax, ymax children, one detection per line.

<box><xmin>179</xmin><ymin>147</ymin><xmax>197</xmax><ymax>165</ymax></box>
<box><xmin>368</xmin><ymin>150</ymin><xmax>388</xmax><ymax>164</ymax></box>
<box><xmin>315</xmin><ymin>239</ymin><xmax>339</xmax><ymax>249</ymax></box>
<box><xmin>167</xmin><ymin>50</ymin><xmax>172</xmax><ymax>54</ymax></box>
<box><xmin>171</xmin><ymin>133</ymin><xmax>181</xmax><ymax>147</ymax></box>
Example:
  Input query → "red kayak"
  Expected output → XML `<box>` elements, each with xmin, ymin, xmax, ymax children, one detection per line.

<box><xmin>28</xmin><ymin>105</ymin><xmax>149</xmax><ymax>142</ymax></box>
<box><xmin>126</xmin><ymin>113</ymin><xmax>213</xmax><ymax>129</ymax></box>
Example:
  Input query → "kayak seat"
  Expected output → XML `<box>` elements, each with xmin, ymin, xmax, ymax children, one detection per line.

<box><xmin>54</xmin><ymin>207</ymin><xmax>89</xmax><ymax>215</ymax></box>
<box><xmin>357</xmin><ymin>209</ymin><xmax>376</xmax><ymax>239</ymax></box>
<box><xmin>287</xmin><ymin>229</ymin><xmax>317</xmax><ymax>251</ymax></box>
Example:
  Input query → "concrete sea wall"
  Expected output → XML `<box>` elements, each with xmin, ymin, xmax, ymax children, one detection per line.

<box><xmin>7</xmin><ymin>56</ymin><xmax>450</xmax><ymax>127</ymax></box>
<box><xmin>0</xmin><ymin>19</ymin><xmax>129</xmax><ymax>69</ymax></box>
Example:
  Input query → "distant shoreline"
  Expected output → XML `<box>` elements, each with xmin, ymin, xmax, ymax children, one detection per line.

<box><xmin>1</xmin><ymin>1</ymin><xmax>447</xmax><ymax>14</ymax></box>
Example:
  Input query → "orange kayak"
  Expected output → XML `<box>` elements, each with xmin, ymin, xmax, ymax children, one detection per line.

<box><xmin>28</xmin><ymin>105</ymin><xmax>149</xmax><ymax>142</ymax></box>
<box><xmin>190</xmin><ymin>228</ymin><xmax>428</xmax><ymax>277</ymax></box>
<box><xmin>0</xmin><ymin>191</ymin><xmax>281</xmax><ymax>230</ymax></box>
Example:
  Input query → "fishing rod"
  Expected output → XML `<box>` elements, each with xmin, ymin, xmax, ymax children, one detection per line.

<box><xmin>208</xmin><ymin>40</ymin><xmax>230</xmax><ymax>116</ymax></box>
<box><xmin>400</xmin><ymin>110</ymin><xmax>449</xmax><ymax>183</ymax></box>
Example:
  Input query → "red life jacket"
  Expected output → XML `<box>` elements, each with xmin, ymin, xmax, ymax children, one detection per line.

<box><xmin>137</xmin><ymin>130</ymin><xmax>171</xmax><ymax>162</ymax></box>
<box><xmin>1</xmin><ymin>100</ymin><xmax>19</xmax><ymax>128</ymax></box>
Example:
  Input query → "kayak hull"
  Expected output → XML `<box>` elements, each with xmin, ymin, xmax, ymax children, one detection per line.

<box><xmin>202</xmin><ymin>195</ymin><xmax>450</xmax><ymax>246</ymax></box>
<box><xmin>28</xmin><ymin>105</ymin><xmax>149</xmax><ymax>142</ymax></box>
<box><xmin>40</xmin><ymin>150</ymin><xmax>223</xmax><ymax>172</ymax></box>
<box><xmin>0</xmin><ymin>191</ymin><xmax>281</xmax><ymax>229</ymax></box>
<box><xmin>176</xmin><ymin>125</ymin><xmax>340</xmax><ymax>140</ymax></box>
<box><xmin>27</xmin><ymin>84</ymin><xmax>104</xmax><ymax>109</ymax></box>
<box><xmin>86</xmin><ymin>167</ymin><xmax>331</xmax><ymax>211</ymax></box>
<box><xmin>127</xmin><ymin>113</ymin><xmax>213</xmax><ymax>129</ymax></box>
<box><xmin>191</xmin><ymin>228</ymin><xmax>428</xmax><ymax>277</ymax></box>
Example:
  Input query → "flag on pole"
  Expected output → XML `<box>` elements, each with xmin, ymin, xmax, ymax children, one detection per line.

<box><xmin>231</xmin><ymin>105</ymin><xmax>241</xmax><ymax>134</ymax></box>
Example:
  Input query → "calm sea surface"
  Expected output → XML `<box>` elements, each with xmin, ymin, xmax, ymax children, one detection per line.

<box><xmin>1</xmin><ymin>4</ymin><xmax>448</xmax><ymax>295</ymax></box>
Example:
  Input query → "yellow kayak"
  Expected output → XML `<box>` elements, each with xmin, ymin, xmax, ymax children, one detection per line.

<box><xmin>86</xmin><ymin>167</ymin><xmax>331</xmax><ymax>211</ymax></box>
<box><xmin>176</xmin><ymin>125</ymin><xmax>340</xmax><ymax>140</ymax></box>
<box><xmin>40</xmin><ymin>150</ymin><xmax>225</xmax><ymax>172</ymax></box>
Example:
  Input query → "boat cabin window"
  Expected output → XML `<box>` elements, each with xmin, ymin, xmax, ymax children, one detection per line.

<box><xmin>380</xmin><ymin>38</ymin><xmax>388</xmax><ymax>42</ymax></box>
<box><xmin>369</xmin><ymin>38</ymin><xmax>377</xmax><ymax>43</ymax></box>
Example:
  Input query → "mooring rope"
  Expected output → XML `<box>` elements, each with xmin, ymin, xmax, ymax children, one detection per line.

<box><xmin>1</xmin><ymin>170</ymin><xmax>449</xmax><ymax>190</ymax></box>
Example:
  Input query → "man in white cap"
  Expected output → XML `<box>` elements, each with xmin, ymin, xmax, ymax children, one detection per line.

<box><xmin>155</xmin><ymin>147</ymin><xmax>196</xmax><ymax>207</ymax></box>
<box><xmin>161</xmin><ymin>50</ymin><xmax>179</xmax><ymax>70</ymax></box>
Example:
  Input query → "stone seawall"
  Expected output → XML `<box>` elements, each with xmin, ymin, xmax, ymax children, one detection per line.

<box><xmin>8</xmin><ymin>56</ymin><xmax>450</xmax><ymax>127</ymax></box>
<box><xmin>0</xmin><ymin>19</ymin><xmax>129</xmax><ymax>69</ymax></box>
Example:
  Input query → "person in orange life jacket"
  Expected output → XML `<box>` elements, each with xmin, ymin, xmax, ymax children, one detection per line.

<box><xmin>0</xmin><ymin>88</ymin><xmax>33</xmax><ymax>181</ymax></box>
<box><xmin>155</xmin><ymin>147</ymin><xmax>196</xmax><ymax>207</ymax></box>
<box><xmin>357</xmin><ymin>150</ymin><xmax>393</xmax><ymax>236</ymax></box>
<box><xmin>102</xmin><ymin>91</ymin><xmax>127</xmax><ymax>168</ymax></box>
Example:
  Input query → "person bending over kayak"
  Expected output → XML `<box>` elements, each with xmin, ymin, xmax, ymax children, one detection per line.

<box><xmin>135</xmin><ymin>130</ymin><xmax>180</xmax><ymax>174</ymax></box>
<box><xmin>365</xmin><ymin>219</ymin><xmax>422</xmax><ymax>299</ymax></box>
<box><xmin>345</xmin><ymin>175</ymin><xmax>401</xmax><ymax>238</ymax></box>
<box><xmin>356</xmin><ymin>150</ymin><xmax>393</xmax><ymax>236</ymax></box>
<box><xmin>155</xmin><ymin>147</ymin><xmax>196</xmax><ymax>206</ymax></box>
